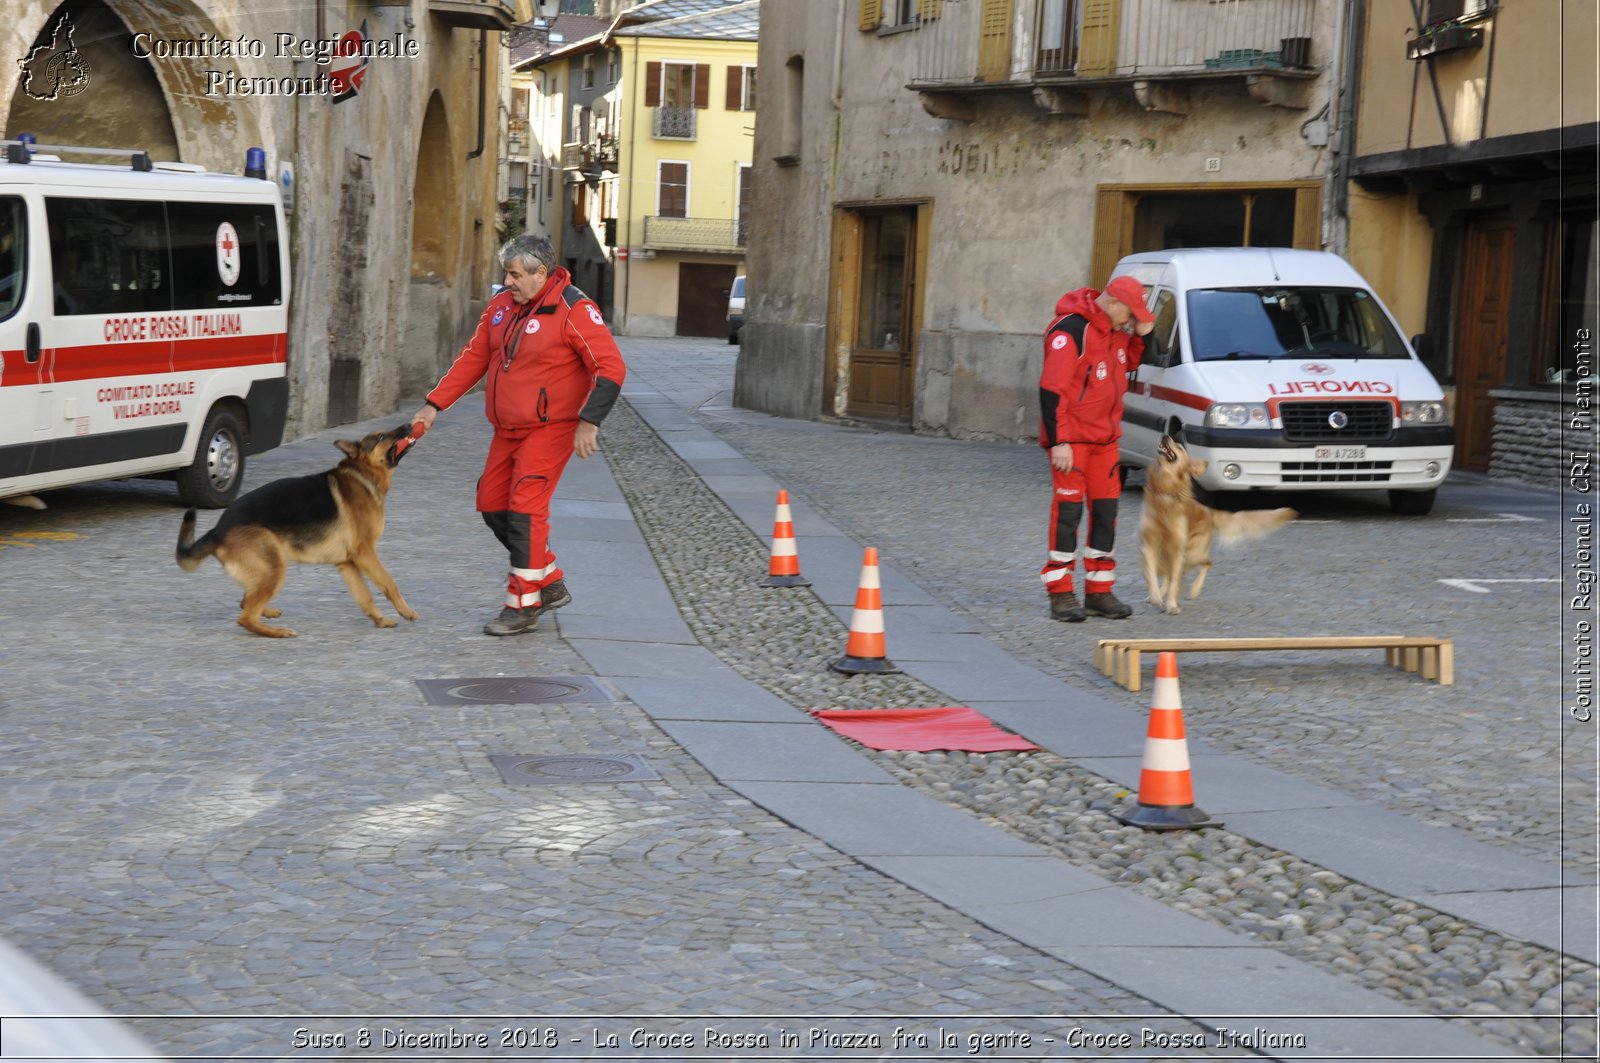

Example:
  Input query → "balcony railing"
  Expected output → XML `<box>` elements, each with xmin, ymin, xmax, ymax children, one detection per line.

<box><xmin>642</xmin><ymin>215</ymin><xmax>745</xmax><ymax>253</ymax></box>
<box><xmin>652</xmin><ymin>106</ymin><xmax>696</xmax><ymax>139</ymax></box>
<box><xmin>911</xmin><ymin>0</ymin><xmax>1318</xmax><ymax>86</ymax></box>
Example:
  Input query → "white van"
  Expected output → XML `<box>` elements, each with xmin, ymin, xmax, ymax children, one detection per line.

<box><xmin>0</xmin><ymin>140</ymin><xmax>289</xmax><ymax>508</ymax></box>
<box><xmin>1115</xmin><ymin>248</ymin><xmax>1454</xmax><ymax>515</ymax></box>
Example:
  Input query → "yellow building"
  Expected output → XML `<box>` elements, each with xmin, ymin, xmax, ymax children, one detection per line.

<box><xmin>611</xmin><ymin>0</ymin><xmax>758</xmax><ymax>336</ymax></box>
<box><xmin>512</xmin><ymin>0</ymin><xmax>756</xmax><ymax>335</ymax></box>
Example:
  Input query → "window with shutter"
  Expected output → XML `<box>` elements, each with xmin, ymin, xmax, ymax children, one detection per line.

<box><xmin>654</xmin><ymin>64</ymin><xmax>699</xmax><ymax>138</ymax></box>
<box><xmin>658</xmin><ymin>162</ymin><xmax>689</xmax><ymax>218</ymax></box>
<box><xmin>859</xmin><ymin>0</ymin><xmax>881</xmax><ymax>31</ymax></box>
<box><xmin>725</xmin><ymin>66</ymin><xmax>757</xmax><ymax>111</ymax></box>
<box><xmin>655</xmin><ymin>63</ymin><xmax>695</xmax><ymax>107</ymax></box>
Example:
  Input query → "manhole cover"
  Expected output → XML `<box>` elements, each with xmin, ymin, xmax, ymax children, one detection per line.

<box><xmin>416</xmin><ymin>676</ymin><xmax>616</xmax><ymax>706</ymax></box>
<box><xmin>488</xmin><ymin>754</ymin><xmax>659</xmax><ymax>785</ymax></box>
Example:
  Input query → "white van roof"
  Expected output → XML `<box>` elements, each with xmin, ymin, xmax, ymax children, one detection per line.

<box><xmin>0</xmin><ymin>153</ymin><xmax>276</xmax><ymax>199</ymax></box>
<box><xmin>1116</xmin><ymin>247</ymin><xmax>1372</xmax><ymax>290</ymax></box>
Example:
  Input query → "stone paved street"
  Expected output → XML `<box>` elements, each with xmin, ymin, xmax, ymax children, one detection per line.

<box><xmin>0</xmin><ymin>335</ymin><xmax>1592</xmax><ymax>1061</ymax></box>
<box><xmin>670</xmin><ymin>342</ymin><xmax>1580</xmax><ymax>873</ymax></box>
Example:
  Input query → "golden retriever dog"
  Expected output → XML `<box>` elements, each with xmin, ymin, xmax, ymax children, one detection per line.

<box><xmin>176</xmin><ymin>424</ymin><xmax>419</xmax><ymax>638</ymax></box>
<box><xmin>1140</xmin><ymin>436</ymin><xmax>1296</xmax><ymax>614</ymax></box>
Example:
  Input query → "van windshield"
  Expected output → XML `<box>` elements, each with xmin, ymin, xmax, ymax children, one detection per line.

<box><xmin>1185</xmin><ymin>287</ymin><xmax>1409</xmax><ymax>362</ymax></box>
<box><xmin>0</xmin><ymin>197</ymin><xmax>23</xmax><ymax>322</ymax></box>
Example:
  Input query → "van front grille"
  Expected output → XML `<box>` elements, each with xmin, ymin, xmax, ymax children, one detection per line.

<box><xmin>1281</xmin><ymin>461</ymin><xmax>1394</xmax><ymax>483</ymax></box>
<box><xmin>1279</xmin><ymin>401</ymin><xmax>1395</xmax><ymax>443</ymax></box>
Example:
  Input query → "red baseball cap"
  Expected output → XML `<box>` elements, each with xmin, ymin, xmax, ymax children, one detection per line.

<box><xmin>1104</xmin><ymin>275</ymin><xmax>1154</xmax><ymax>323</ymax></box>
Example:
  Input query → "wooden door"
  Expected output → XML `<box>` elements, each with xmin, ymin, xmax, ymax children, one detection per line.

<box><xmin>847</xmin><ymin>209</ymin><xmax>916</xmax><ymax>424</ymax></box>
<box><xmin>675</xmin><ymin>262</ymin><xmax>736</xmax><ymax>338</ymax></box>
<box><xmin>1454</xmin><ymin>216</ymin><xmax>1516</xmax><ymax>470</ymax></box>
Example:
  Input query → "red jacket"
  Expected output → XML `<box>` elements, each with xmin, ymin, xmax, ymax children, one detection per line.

<box><xmin>1039</xmin><ymin>287</ymin><xmax>1144</xmax><ymax>448</ymax></box>
<box><xmin>426</xmin><ymin>267</ymin><xmax>626</xmax><ymax>432</ymax></box>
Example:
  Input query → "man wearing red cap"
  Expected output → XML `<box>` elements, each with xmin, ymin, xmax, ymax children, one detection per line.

<box><xmin>1038</xmin><ymin>274</ymin><xmax>1154</xmax><ymax>622</ymax></box>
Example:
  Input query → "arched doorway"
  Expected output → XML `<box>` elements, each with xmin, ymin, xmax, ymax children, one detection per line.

<box><xmin>8</xmin><ymin>0</ymin><xmax>178</xmax><ymax>158</ymax></box>
<box><xmin>398</xmin><ymin>92</ymin><xmax>458</xmax><ymax>395</ymax></box>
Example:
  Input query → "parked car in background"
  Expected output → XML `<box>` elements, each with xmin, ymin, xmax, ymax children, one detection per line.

<box><xmin>727</xmin><ymin>274</ymin><xmax>745</xmax><ymax>344</ymax></box>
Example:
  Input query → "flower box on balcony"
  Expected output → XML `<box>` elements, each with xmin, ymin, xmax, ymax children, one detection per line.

<box><xmin>1406</xmin><ymin>23</ymin><xmax>1484</xmax><ymax>61</ymax></box>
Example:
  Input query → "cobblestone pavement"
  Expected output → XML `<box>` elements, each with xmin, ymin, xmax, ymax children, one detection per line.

<box><xmin>1</xmin><ymin>401</ymin><xmax>1218</xmax><ymax>1060</ymax></box>
<box><xmin>599</xmin><ymin>353</ymin><xmax>1593</xmax><ymax>1059</ymax></box>
<box><xmin>634</xmin><ymin>340</ymin><xmax>1586</xmax><ymax>876</ymax></box>
<box><xmin>0</xmin><ymin>334</ymin><xmax>1591</xmax><ymax>1061</ymax></box>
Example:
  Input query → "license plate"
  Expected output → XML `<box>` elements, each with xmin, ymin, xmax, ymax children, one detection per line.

<box><xmin>1315</xmin><ymin>445</ymin><xmax>1368</xmax><ymax>461</ymax></box>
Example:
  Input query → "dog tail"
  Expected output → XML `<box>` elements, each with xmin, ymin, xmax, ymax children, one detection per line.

<box><xmin>1214</xmin><ymin>506</ymin><xmax>1297</xmax><ymax>544</ymax></box>
<box><xmin>175</xmin><ymin>508</ymin><xmax>218</xmax><ymax>572</ymax></box>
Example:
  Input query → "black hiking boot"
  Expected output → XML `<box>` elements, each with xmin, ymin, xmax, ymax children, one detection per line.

<box><xmin>1084</xmin><ymin>591</ymin><xmax>1133</xmax><ymax>619</ymax></box>
<box><xmin>1050</xmin><ymin>591</ymin><xmax>1086</xmax><ymax>623</ymax></box>
<box><xmin>532</xmin><ymin>578</ymin><xmax>572</xmax><ymax>616</ymax></box>
<box><xmin>483</xmin><ymin>606</ymin><xmax>539</xmax><ymax>636</ymax></box>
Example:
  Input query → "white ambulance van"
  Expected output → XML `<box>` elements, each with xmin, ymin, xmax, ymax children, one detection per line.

<box><xmin>1115</xmin><ymin>247</ymin><xmax>1453</xmax><ymax>515</ymax></box>
<box><xmin>0</xmin><ymin>139</ymin><xmax>289</xmax><ymax>509</ymax></box>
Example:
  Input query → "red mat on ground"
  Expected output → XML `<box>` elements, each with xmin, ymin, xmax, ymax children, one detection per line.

<box><xmin>811</xmin><ymin>707</ymin><xmax>1038</xmax><ymax>752</ymax></box>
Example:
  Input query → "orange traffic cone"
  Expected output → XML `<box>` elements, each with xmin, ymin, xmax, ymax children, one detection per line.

<box><xmin>829</xmin><ymin>547</ymin><xmax>900</xmax><ymax>674</ymax></box>
<box><xmin>762</xmin><ymin>489</ymin><xmax>811</xmax><ymax>587</ymax></box>
<box><xmin>1113</xmin><ymin>652</ymin><xmax>1220</xmax><ymax>831</ymax></box>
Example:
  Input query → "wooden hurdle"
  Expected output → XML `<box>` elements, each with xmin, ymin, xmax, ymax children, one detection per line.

<box><xmin>1093</xmin><ymin>636</ymin><xmax>1455</xmax><ymax>692</ymax></box>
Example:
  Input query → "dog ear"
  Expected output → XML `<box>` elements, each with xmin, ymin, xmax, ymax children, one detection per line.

<box><xmin>335</xmin><ymin>439</ymin><xmax>359</xmax><ymax>459</ymax></box>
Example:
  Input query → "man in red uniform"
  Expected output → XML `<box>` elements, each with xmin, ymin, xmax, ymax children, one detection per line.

<box><xmin>1039</xmin><ymin>274</ymin><xmax>1153</xmax><ymax>622</ymax></box>
<box><xmin>411</xmin><ymin>236</ymin><xmax>626</xmax><ymax>636</ymax></box>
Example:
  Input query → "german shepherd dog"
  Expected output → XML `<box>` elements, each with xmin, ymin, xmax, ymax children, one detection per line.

<box><xmin>1140</xmin><ymin>436</ymin><xmax>1296</xmax><ymax>615</ymax></box>
<box><xmin>177</xmin><ymin>424</ymin><xmax>419</xmax><ymax>638</ymax></box>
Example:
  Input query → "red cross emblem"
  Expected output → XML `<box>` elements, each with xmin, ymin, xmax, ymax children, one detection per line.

<box><xmin>215</xmin><ymin>222</ymin><xmax>241</xmax><ymax>287</ymax></box>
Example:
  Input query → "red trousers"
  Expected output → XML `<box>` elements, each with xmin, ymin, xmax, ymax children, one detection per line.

<box><xmin>477</xmin><ymin>422</ymin><xmax>577</xmax><ymax>608</ymax></box>
<box><xmin>1041</xmin><ymin>439</ymin><xmax>1122</xmax><ymax>596</ymax></box>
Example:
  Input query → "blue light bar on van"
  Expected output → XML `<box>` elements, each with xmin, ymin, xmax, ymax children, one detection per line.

<box><xmin>245</xmin><ymin>147</ymin><xmax>267</xmax><ymax>180</ymax></box>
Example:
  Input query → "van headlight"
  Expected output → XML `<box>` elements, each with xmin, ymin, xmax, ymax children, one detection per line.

<box><xmin>1401</xmin><ymin>401</ymin><xmax>1447</xmax><ymax>425</ymax></box>
<box><xmin>1204</xmin><ymin>403</ymin><xmax>1270</xmax><ymax>428</ymax></box>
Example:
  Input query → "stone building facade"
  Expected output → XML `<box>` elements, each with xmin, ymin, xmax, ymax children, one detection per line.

<box><xmin>738</xmin><ymin>0</ymin><xmax>1342</xmax><ymax>441</ymax></box>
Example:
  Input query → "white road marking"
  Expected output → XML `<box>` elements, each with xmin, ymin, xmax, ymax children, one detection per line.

<box><xmin>1438</xmin><ymin>578</ymin><xmax>1561</xmax><ymax>594</ymax></box>
<box><xmin>1446</xmin><ymin>512</ymin><xmax>1541</xmax><ymax>523</ymax></box>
